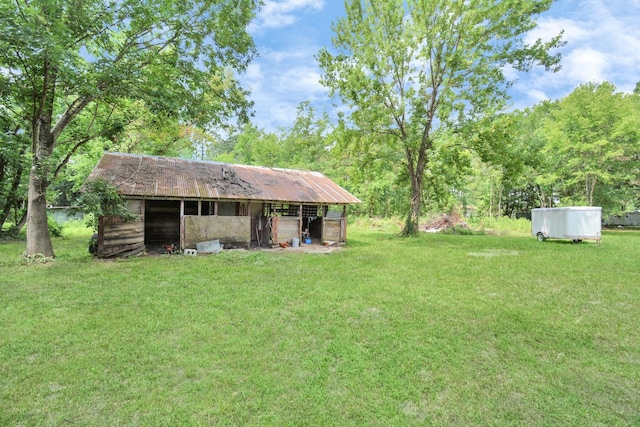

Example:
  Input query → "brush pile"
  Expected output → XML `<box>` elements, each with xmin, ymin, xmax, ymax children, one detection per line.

<box><xmin>421</xmin><ymin>213</ymin><xmax>468</xmax><ymax>233</ymax></box>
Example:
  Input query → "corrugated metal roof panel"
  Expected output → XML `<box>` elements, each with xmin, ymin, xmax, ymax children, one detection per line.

<box><xmin>84</xmin><ymin>152</ymin><xmax>361</xmax><ymax>205</ymax></box>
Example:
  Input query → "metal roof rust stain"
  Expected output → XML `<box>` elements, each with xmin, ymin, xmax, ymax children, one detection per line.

<box><xmin>85</xmin><ymin>152</ymin><xmax>361</xmax><ymax>205</ymax></box>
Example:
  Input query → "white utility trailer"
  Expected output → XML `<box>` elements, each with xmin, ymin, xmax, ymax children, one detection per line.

<box><xmin>531</xmin><ymin>207</ymin><xmax>602</xmax><ymax>243</ymax></box>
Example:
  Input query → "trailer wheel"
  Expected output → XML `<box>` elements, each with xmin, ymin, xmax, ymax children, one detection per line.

<box><xmin>572</xmin><ymin>239</ymin><xmax>582</xmax><ymax>243</ymax></box>
<box><xmin>536</xmin><ymin>232</ymin><xmax>546</xmax><ymax>242</ymax></box>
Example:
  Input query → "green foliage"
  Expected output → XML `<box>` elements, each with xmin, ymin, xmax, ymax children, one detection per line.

<box><xmin>0</xmin><ymin>0</ymin><xmax>260</xmax><ymax>256</ymax></box>
<box><xmin>19</xmin><ymin>253</ymin><xmax>55</xmax><ymax>265</ymax></box>
<box><xmin>400</xmin><ymin>211</ymin><xmax>418</xmax><ymax>236</ymax></box>
<box><xmin>318</xmin><ymin>0</ymin><xmax>563</xmax><ymax>233</ymax></box>
<box><xmin>47</xmin><ymin>215</ymin><xmax>64</xmax><ymax>238</ymax></box>
<box><xmin>440</xmin><ymin>225</ymin><xmax>484</xmax><ymax>235</ymax></box>
<box><xmin>219</xmin><ymin>103</ymin><xmax>334</xmax><ymax>174</ymax></box>
<box><xmin>495</xmin><ymin>82</ymin><xmax>640</xmax><ymax>216</ymax></box>
<box><xmin>543</xmin><ymin>82</ymin><xmax>630</xmax><ymax>206</ymax></box>
<box><xmin>76</xmin><ymin>179</ymin><xmax>138</xmax><ymax>231</ymax></box>
<box><xmin>0</xmin><ymin>223</ymin><xmax>26</xmax><ymax>240</ymax></box>
<box><xmin>0</xmin><ymin>99</ymin><xmax>30</xmax><ymax>232</ymax></box>
<box><xmin>466</xmin><ymin>216</ymin><xmax>533</xmax><ymax>236</ymax></box>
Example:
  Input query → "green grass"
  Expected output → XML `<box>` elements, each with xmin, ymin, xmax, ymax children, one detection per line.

<box><xmin>1</xmin><ymin>223</ymin><xmax>639</xmax><ymax>425</ymax></box>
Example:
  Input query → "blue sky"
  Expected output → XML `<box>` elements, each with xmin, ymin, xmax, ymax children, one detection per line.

<box><xmin>244</xmin><ymin>0</ymin><xmax>640</xmax><ymax>132</ymax></box>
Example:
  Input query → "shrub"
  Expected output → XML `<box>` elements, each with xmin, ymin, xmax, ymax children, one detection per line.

<box><xmin>76</xmin><ymin>179</ymin><xmax>138</xmax><ymax>231</ymax></box>
<box><xmin>48</xmin><ymin>215</ymin><xmax>64</xmax><ymax>238</ymax></box>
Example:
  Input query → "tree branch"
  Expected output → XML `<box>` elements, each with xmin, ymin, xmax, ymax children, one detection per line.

<box><xmin>52</xmin><ymin>95</ymin><xmax>94</xmax><ymax>141</ymax></box>
<box><xmin>52</xmin><ymin>137</ymin><xmax>92</xmax><ymax>180</ymax></box>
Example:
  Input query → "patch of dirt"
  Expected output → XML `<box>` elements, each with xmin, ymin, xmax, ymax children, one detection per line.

<box><xmin>259</xmin><ymin>241</ymin><xmax>343</xmax><ymax>254</ymax></box>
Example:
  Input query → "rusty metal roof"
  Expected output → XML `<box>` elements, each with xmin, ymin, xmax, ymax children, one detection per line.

<box><xmin>85</xmin><ymin>152</ymin><xmax>361</xmax><ymax>205</ymax></box>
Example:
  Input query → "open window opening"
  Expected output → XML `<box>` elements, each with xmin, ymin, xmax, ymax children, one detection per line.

<box><xmin>184</xmin><ymin>201</ymin><xmax>198</xmax><ymax>216</ymax></box>
<box><xmin>263</xmin><ymin>203</ymin><xmax>301</xmax><ymax>217</ymax></box>
<box><xmin>201</xmin><ymin>201</ymin><xmax>214</xmax><ymax>216</ymax></box>
<box><xmin>218</xmin><ymin>201</ymin><xmax>238</xmax><ymax>216</ymax></box>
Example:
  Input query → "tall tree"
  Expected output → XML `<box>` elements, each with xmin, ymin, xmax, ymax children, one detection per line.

<box><xmin>542</xmin><ymin>82</ymin><xmax>640</xmax><ymax>208</ymax></box>
<box><xmin>0</xmin><ymin>0</ymin><xmax>258</xmax><ymax>257</ymax></box>
<box><xmin>279</xmin><ymin>102</ymin><xmax>332</xmax><ymax>171</ymax></box>
<box><xmin>318</xmin><ymin>0</ymin><xmax>563</xmax><ymax>234</ymax></box>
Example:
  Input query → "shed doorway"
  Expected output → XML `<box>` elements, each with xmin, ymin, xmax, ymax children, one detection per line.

<box><xmin>144</xmin><ymin>200</ymin><xmax>180</xmax><ymax>246</ymax></box>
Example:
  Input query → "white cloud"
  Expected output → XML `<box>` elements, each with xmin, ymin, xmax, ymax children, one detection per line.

<box><xmin>261</xmin><ymin>46</ymin><xmax>317</xmax><ymax>64</ymax></box>
<box><xmin>525</xmin><ymin>17</ymin><xmax>589</xmax><ymax>46</ymax></box>
<box><xmin>241</xmin><ymin>45</ymin><xmax>329</xmax><ymax>130</ymax></box>
<box><xmin>563</xmin><ymin>48</ymin><xmax>609</xmax><ymax>83</ymax></box>
<box><xmin>244</xmin><ymin>0</ymin><xmax>639</xmax><ymax>130</ymax></box>
<box><xmin>244</xmin><ymin>63</ymin><xmax>264</xmax><ymax>86</ymax></box>
<box><xmin>510</xmin><ymin>0</ymin><xmax>640</xmax><ymax>107</ymax></box>
<box><xmin>526</xmin><ymin>89</ymin><xmax>549</xmax><ymax>104</ymax></box>
<box><xmin>251</xmin><ymin>0</ymin><xmax>324</xmax><ymax>32</ymax></box>
<box><xmin>276</xmin><ymin>67</ymin><xmax>325</xmax><ymax>97</ymax></box>
<box><xmin>260</xmin><ymin>102</ymin><xmax>298</xmax><ymax>128</ymax></box>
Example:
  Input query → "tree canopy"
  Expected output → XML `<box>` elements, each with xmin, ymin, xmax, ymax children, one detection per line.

<box><xmin>510</xmin><ymin>82</ymin><xmax>640</xmax><ymax>212</ymax></box>
<box><xmin>318</xmin><ymin>0</ymin><xmax>563</xmax><ymax>234</ymax></box>
<box><xmin>0</xmin><ymin>0</ymin><xmax>260</xmax><ymax>256</ymax></box>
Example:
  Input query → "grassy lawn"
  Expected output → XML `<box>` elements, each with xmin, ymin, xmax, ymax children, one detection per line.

<box><xmin>1</xmin><ymin>222</ymin><xmax>639</xmax><ymax>425</ymax></box>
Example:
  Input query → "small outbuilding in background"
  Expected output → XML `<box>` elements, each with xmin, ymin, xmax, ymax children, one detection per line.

<box><xmin>84</xmin><ymin>152</ymin><xmax>360</xmax><ymax>258</ymax></box>
<box><xmin>531</xmin><ymin>207</ymin><xmax>602</xmax><ymax>243</ymax></box>
<box><xmin>603</xmin><ymin>211</ymin><xmax>640</xmax><ymax>227</ymax></box>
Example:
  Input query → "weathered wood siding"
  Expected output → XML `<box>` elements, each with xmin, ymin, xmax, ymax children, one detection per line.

<box><xmin>276</xmin><ymin>217</ymin><xmax>300</xmax><ymax>243</ymax></box>
<box><xmin>324</xmin><ymin>218</ymin><xmax>346</xmax><ymax>242</ymax></box>
<box><xmin>98</xmin><ymin>216</ymin><xmax>144</xmax><ymax>257</ymax></box>
<box><xmin>126</xmin><ymin>199</ymin><xmax>144</xmax><ymax>215</ymax></box>
<box><xmin>184</xmin><ymin>216</ymin><xmax>251</xmax><ymax>248</ymax></box>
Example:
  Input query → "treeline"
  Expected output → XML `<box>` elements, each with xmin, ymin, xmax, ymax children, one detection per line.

<box><xmin>2</xmin><ymin>81</ymin><xmax>637</xmax><ymax>236</ymax></box>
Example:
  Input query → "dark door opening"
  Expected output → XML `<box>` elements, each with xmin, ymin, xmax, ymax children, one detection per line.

<box><xmin>302</xmin><ymin>205</ymin><xmax>322</xmax><ymax>239</ymax></box>
<box><xmin>145</xmin><ymin>200</ymin><xmax>180</xmax><ymax>245</ymax></box>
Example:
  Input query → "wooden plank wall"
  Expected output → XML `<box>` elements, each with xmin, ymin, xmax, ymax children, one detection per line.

<box><xmin>184</xmin><ymin>216</ymin><xmax>251</xmax><ymax>248</ymax></box>
<box><xmin>98</xmin><ymin>216</ymin><xmax>144</xmax><ymax>257</ymax></box>
<box><xmin>324</xmin><ymin>218</ymin><xmax>345</xmax><ymax>242</ymax></box>
<box><xmin>276</xmin><ymin>217</ymin><xmax>300</xmax><ymax>243</ymax></box>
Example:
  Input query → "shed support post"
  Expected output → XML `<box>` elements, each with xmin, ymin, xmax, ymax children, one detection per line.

<box><xmin>321</xmin><ymin>205</ymin><xmax>328</xmax><ymax>242</ymax></box>
<box><xmin>343</xmin><ymin>205</ymin><xmax>347</xmax><ymax>243</ymax></box>
<box><xmin>180</xmin><ymin>200</ymin><xmax>185</xmax><ymax>251</ymax></box>
<box><xmin>298</xmin><ymin>205</ymin><xmax>303</xmax><ymax>239</ymax></box>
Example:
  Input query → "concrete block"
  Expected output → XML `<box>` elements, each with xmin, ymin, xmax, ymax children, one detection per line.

<box><xmin>196</xmin><ymin>239</ymin><xmax>222</xmax><ymax>253</ymax></box>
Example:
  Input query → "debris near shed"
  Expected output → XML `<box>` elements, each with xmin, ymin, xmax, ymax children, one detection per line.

<box><xmin>101</xmin><ymin>242</ymin><xmax>146</xmax><ymax>258</ymax></box>
<box><xmin>196</xmin><ymin>239</ymin><xmax>223</xmax><ymax>254</ymax></box>
<box><xmin>421</xmin><ymin>213</ymin><xmax>468</xmax><ymax>233</ymax></box>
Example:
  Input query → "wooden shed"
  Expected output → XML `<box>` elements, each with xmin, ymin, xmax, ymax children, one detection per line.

<box><xmin>84</xmin><ymin>152</ymin><xmax>360</xmax><ymax>257</ymax></box>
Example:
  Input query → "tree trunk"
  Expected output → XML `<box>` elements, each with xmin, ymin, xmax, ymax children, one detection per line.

<box><xmin>25</xmin><ymin>115</ymin><xmax>56</xmax><ymax>257</ymax></box>
<box><xmin>586</xmin><ymin>174</ymin><xmax>597</xmax><ymax>206</ymax></box>
<box><xmin>25</xmin><ymin>165</ymin><xmax>54</xmax><ymax>257</ymax></box>
<box><xmin>402</xmin><ymin>170</ymin><xmax>422</xmax><ymax>236</ymax></box>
